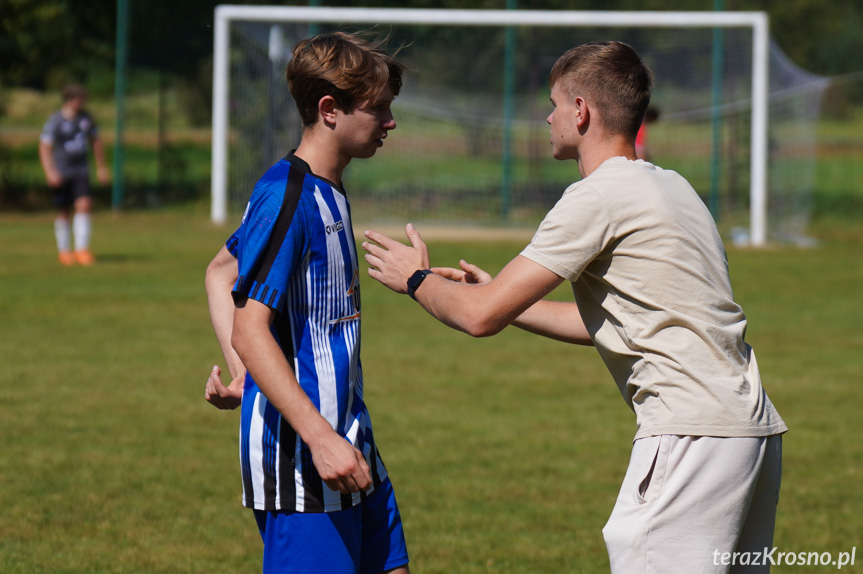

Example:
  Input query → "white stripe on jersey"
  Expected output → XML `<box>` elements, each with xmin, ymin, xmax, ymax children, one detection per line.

<box><xmin>311</xmin><ymin>186</ymin><xmax>344</xmax><ymax>430</ymax></box>
<box><xmin>248</xmin><ymin>393</ymin><xmax>267</xmax><ymax>506</ymax></box>
<box><xmin>273</xmin><ymin>417</ymin><xmax>282</xmax><ymax>509</ymax></box>
<box><xmin>294</xmin><ymin>435</ymin><xmax>305</xmax><ymax>512</ymax></box>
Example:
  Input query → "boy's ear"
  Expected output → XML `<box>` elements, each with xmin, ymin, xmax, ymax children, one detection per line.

<box><xmin>574</xmin><ymin>96</ymin><xmax>589</xmax><ymax>128</ymax></box>
<box><xmin>318</xmin><ymin>95</ymin><xmax>338</xmax><ymax>126</ymax></box>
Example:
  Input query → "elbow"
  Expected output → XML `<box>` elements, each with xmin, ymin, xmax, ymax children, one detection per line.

<box><xmin>204</xmin><ymin>258</ymin><xmax>219</xmax><ymax>291</ymax></box>
<box><xmin>230</xmin><ymin>325</ymin><xmax>248</xmax><ymax>359</ymax></box>
<box><xmin>205</xmin><ymin>251</ymin><xmax>237</xmax><ymax>292</ymax></box>
<box><xmin>462</xmin><ymin>313</ymin><xmax>507</xmax><ymax>338</ymax></box>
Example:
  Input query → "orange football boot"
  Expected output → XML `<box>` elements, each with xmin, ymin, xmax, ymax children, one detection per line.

<box><xmin>74</xmin><ymin>249</ymin><xmax>95</xmax><ymax>266</ymax></box>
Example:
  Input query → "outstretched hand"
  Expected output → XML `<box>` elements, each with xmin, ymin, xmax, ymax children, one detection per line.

<box><xmin>204</xmin><ymin>365</ymin><xmax>244</xmax><ymax>410</ymax></box>
<box><xmin>432</xmin><ymin>259</ymin><xmax>493</xmax><ymax>285</ymax></box>
<box><xmin>362</xmin><ymin>223</ymin><xmax>431</xmax><ymax>293</ymax></box>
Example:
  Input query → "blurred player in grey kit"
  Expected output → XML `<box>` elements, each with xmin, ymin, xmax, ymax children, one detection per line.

<box><xmin>39</xmin><ymin>84</ymin><xmax>109</xmax><ymax>265</ymax></box>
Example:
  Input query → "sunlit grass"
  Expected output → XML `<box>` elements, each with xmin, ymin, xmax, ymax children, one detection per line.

<box><xmin>0</xmin><ymin>211</ymin><xmax>860</xmax><ymax>572</ymax></box>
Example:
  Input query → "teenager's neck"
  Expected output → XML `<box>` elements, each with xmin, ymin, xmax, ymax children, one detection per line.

<box><xmin>293</xmin><ymin>131</ymin><xmax>350</xmax><ymax>186</ymax></box>
<box><xmin>576</xmin><ymin>135</ymin><xmax>637</xmax><ymax>178</ymax></box>
<box><xmin>60</xmin><ymin>103</ymin><xmax>80</xmax><ymax>120</ymax></box>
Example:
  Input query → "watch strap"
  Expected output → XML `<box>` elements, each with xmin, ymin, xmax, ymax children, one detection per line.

<box><xmin>407</xmin><ymin>269</ymin><xmax>434</xmax><ymax>301</ymax></box>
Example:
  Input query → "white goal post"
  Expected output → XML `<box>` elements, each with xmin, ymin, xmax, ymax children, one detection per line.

<box><xmin>212</xmin><ymin>6</ymin><xmax>770</xmax><ymax>246</ymax></box>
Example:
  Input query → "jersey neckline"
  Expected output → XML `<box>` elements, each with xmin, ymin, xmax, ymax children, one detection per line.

<box><xmin>284</xmin><ymin>150</ymin><xmax>347</xmax><ymax>197</ymax></box>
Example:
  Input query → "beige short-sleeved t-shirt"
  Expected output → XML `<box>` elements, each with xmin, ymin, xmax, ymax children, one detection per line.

<box><xmin>521</xmin><ymin>157</ymin><xmax>786</xmax><ymax>440</ymax></box>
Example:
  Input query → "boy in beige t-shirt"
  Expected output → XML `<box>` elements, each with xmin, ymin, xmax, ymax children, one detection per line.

<box><xmin>363</xmin><ymin>41</ymin><xmax>786</xmax><ymax>573</ymax></box>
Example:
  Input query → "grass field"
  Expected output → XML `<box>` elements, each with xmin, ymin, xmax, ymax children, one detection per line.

<box><xmin>1</xmin><ymin>211</ymin><xmax>861</xmax><ymax>573</ymax></box>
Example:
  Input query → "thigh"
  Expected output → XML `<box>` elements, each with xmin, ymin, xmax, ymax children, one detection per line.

<box><xmin>254</xmin><ymin>507</ymin><xmax>363</xmax><ymax>574</ymax></box>
<box><xmin>69</xmin><ymin>174</ymin><xmax>92</xmax><ymax>202</ymax></box>
<box><xmin>731</xmin><ymin>434</ymin><xmax>782</xmax><ymax>574</ymax></box>
<box><xmin>359</xmin><ymin>478</ymin><xmax>409</xmax><ymax>574</ymax></box>
<box><xmin>604</xmin><ymin>435</ymin><xmax>775</xmax><ymax>574</ymax></box>
<box><xmin>603</xmin><ymin>435</ymin><xmax>664</xmax><ymax>573</ymax></box>
<box><xmin>52</xmin><ymin>179</ymin><xmax>74</xmax><ymax>209</ymax></box>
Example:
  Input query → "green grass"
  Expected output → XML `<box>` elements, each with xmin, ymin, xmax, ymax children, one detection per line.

<box><xmin>1</xmin><ymin>211</ymin><xmax>861</xmax><ymax>572</ymax></box>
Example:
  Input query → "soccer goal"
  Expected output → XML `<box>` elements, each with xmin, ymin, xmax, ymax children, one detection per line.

<box><xmin>212</xmin><ymin>6</ymin><xmax>829</xmax><ymax>246</ymax></box>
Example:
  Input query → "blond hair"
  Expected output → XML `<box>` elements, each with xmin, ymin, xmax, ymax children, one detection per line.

<box><xmin>549</xmin><ymin>41</ymin><xmax>652</xmax><ymax>138</ymax></box>
<box><xmin>286</xmin><ymin>32</ymin><xmax>404</xmax><ymax>127</ymax></box>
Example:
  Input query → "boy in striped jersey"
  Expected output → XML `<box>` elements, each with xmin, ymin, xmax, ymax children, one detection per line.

<box><xmin>204</xmin><ymin>33</ymin><xmax>409</xmax><ymax>574</ymax></box>
<box><xmin>363</xmin><ymin>41</ymin><xmax>785</xmax><ymax>574</ymax></box>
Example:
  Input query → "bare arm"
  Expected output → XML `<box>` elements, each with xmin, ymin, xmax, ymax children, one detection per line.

<box><xmin>205</xmin><ymin>246</ymin><xmax>244</xmax><ymax>379</ymax></box>
<box><xmin>91</xmin><ymin>136</ymin><xmax>109</xmax><ymax>184</ymax></box>
<box><xmin>203</xmin><ymin>245</ymin><xmax>246</xmax><ymax>410</ymax></box>
<box><xmin>513</xmin><ymin>300</ymin><xmax>593</xmax><ymax>346</ymax></box>
<box><xmin>363</xmin><ymin>225</ymin><xmax>564</xmax><ymax>337</ymax></box>
<box><xmin>232</xmin><ymin>298</ymin><xmax>372</xmax><ymax>494</ymax></box>
<box><xmin>38</xmin><ymin>141</ymin><xmax>62</xmax><ymax>187</ymax></box>
<box><xmin>434</xmin><ymin>258</ymin><xmax>593</xmax><ymax>346</ymax></box>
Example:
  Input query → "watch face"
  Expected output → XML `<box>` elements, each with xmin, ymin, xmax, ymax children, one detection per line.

<box><xmin>408</xmin><ymin>270</ymin><xmax>431</xmax><ymax>299</ymax></box>
<box><xmin>408</xmin><ymin>271</ymin><xmax>423</xmax><ymax>288</ymax></box>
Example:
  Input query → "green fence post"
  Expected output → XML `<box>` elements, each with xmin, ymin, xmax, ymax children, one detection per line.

<box><xmin>709</xmin><ymin>0</ymin><xmax>724</xmax><ymax>220</ymax></box>
<box><xmin>501</xmin><ymin>0</ymin><xmax>517</xmax><ymax>221</ymax></box>
<box><xmin>113</xmin><ymin>0</ymin><xmax>129</xmax><ymax>211</ymax></box>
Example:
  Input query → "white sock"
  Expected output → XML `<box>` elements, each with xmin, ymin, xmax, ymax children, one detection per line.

<box><xmin>55</xmin><ymin>217</ymin><xmax>71</xmax><ymax>253</ymax></box>
<box><xmin>73</xmin><ymin>213</ymin><xmax>91</xmax><ymax>251</ymax></box>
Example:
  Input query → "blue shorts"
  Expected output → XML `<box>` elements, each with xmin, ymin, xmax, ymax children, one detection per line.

<box><xmin>253</xmin><ymin>478</ymin><xmax>408</xmax><ymax>574</ymax></box>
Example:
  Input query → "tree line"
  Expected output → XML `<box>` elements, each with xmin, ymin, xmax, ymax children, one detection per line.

<box><xmin>1</xmin><ymin>0</ymin><xmax>861</xmax><ymax>91</ymax></box>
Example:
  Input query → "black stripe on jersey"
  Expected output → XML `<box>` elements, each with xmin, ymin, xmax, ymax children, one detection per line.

<box><xmin>301</xmin><ymin>444</ymin><xmax>325</xmax><ymax>513</ymax></box>
<box><xmin>241</xmin><ymin>418</ymin><xmax>254</xmax><ymax>507</ymax></box>
<box><xmin>251</xmin><ymin>164</ymin><xmax>306</xmax><ymax>288</ymax></box>
<box><xmin>262</xmin><ymin>402</ymin><xmax>281</xmax><ymax>509</ymax></box>
<box><xmin>365</xmin><ymin>424</ymin><xmax>383</xmax><ymax>488</ymax></box>
<box><xmin>277</xmin><ymin>414</ymin><xmax>298</xmax><ymax>510</ymax></box>
<box><xmin>370</xmin><ymin>446</ymin><xmax>382</xmax><ymax>487</ymax></box>
<box><xmin>272</xmin><ymin>311</ymin><xmax>298</xmax><ymax>509</ymax></box>
<box><xmin>226</xmin><ymin>234</ymin><xmax>239</xmax><ymax>255</ymax></box>
<box><xmin>340</xmin><ymin>491</ymin><xmax>354</xmax><ymax>510</ymax></box>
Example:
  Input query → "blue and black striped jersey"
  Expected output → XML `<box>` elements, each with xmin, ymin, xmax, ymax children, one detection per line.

<box><xmin>229</xmin><ymin>153</ymin><xmax>387</xmax><ymax>513</ymax></box>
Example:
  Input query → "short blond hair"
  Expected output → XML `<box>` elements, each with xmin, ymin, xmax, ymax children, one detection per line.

<box><xmin>549</xmin><ymin>41</ymin><xmax>652</xmax><ymax>138</ymax></box>
<box><xmin>286</xmin><ymin>32</ymin><xmax>404</xmax><ymax>127</ymax></box>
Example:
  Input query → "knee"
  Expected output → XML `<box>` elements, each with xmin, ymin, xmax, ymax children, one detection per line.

<box><xmin>75</xmin><ymin>197</ymin><xmax>92</xmax><ymax>213</ymax></box>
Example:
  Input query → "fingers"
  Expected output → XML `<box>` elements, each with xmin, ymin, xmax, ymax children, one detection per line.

<box><xmin>321</xmin><ymin>452</ymin><xmax>372</xmax><ymax>494</ymax></box>
<box><xmin>205</xmin><ymin>365</ymin><xmax>221</xmax><ymax>400</ymax></box>
<box><xmin>363</xmin><ymin>229</ymin><xmax>399</xmax><ymax>250</ymax></box>
<box><xmin>362</xmin><ymin>239</ymin><xmax>387</xmax><ymax>259</ymax></box>
<box><xmin>404</xmin><ymin>223</ymin><xmax>425</xmax><ymax>250</ymax></box>
<box><xmin>205</xmin><ymin>365</ymin><xmax>242</xmax><ymax>410</ymax></box>
<box><xmin>354</xmin><ymin>449</ymin><xmax>372</xmax><ymax>490</ymax></box>
<box><xmin>344</xmin><ymin>451</ymin><xmax>372</xmax><ymax>493</ymax></box>
<box><xmin>431</xmin><ymin>267</ymin><xmax>465</xmax><ymax>281</ymax></box>
<box><xmin>406</xmin><ymin>223</ymin><xmax>431</xmax><ymax>268</ymax></box>
<box><xmin>460</xmin><ymin>259</ymin><xmax>493</xmax><ymax>284</ymax></box>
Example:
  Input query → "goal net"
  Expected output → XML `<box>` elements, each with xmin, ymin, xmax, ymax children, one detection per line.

<box><xmin>212</xmin><ymin>7</ymin><xmax>829</xmax><ymax>245</ymax></box>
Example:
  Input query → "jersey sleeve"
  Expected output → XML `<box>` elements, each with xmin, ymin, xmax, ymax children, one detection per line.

<box><xmin>226</xmin><ymin>228</ymin><xmax>240</xmax><ymax>257</ymax></box>
<box><xmin>520</xmin><ymin>183</ymin><xmax>613</xmax><ymax>282</ymax></box>
<box><xmin>40</xmin><ymin>113</ymin><xmax>58</xmax><ymax>144</ymax></box>
<box><xmin>232</xmin><ymin>184</ymin><xmax>308</xmax><ymax>313</ymax></box>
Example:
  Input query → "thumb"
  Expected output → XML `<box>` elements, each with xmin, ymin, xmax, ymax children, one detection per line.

<box><xmin>211</xmin><ymin>365</ymin><xmax>221</xmax><ymax>377</ymax></box>
<box><xmin>405</xmin><ymin>223</ymin><xmax>425</xmax><ymax>249</ymax></box>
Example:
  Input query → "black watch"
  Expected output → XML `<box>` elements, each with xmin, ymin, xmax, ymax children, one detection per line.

<box><xmin>407</xmin><ymin>269</ymin><xmax>434</xmax><ymax>301</ymax></box>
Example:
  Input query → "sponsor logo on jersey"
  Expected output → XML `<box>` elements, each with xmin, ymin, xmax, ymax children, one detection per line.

<box><xmin>325</xmin><ymin>220</ymin><xmax>344</xmax><ymax>235</ymax></box>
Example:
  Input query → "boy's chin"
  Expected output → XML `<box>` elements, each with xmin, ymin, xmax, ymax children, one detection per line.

<box><xmin>351</xmin><ymin>143</ymin><xmax>382</xmax><ymax>160</ymax></box>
